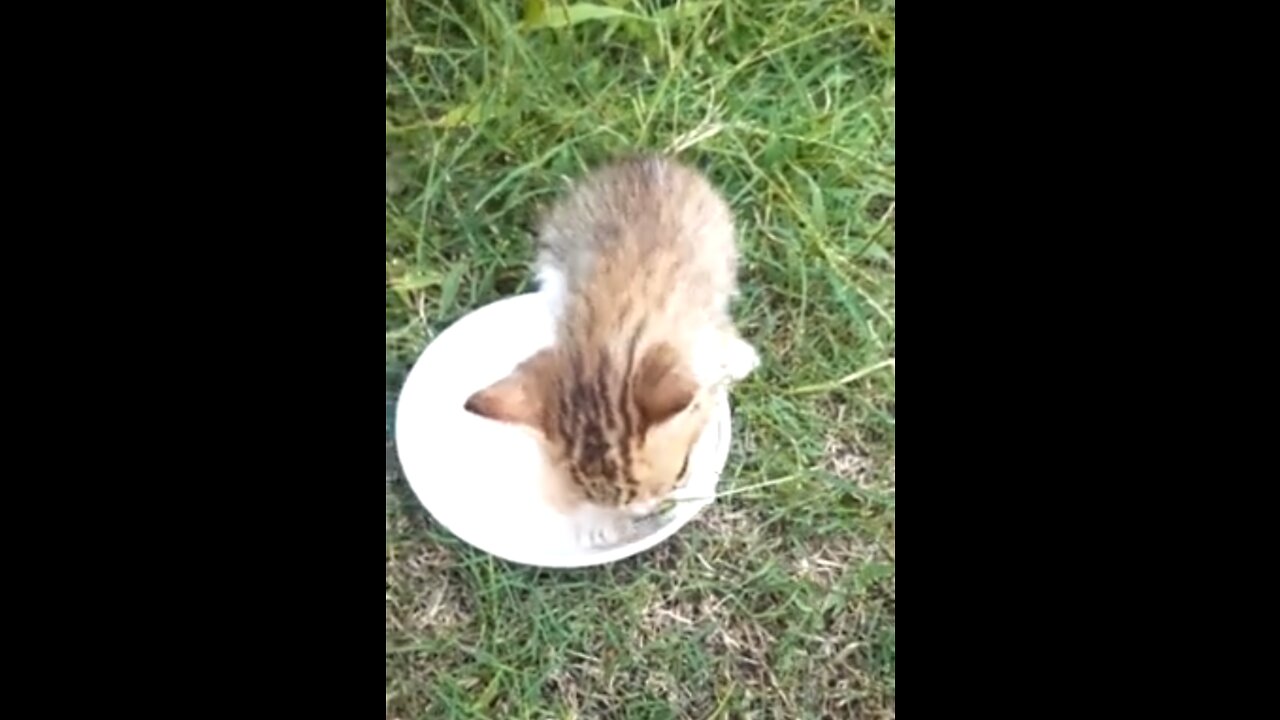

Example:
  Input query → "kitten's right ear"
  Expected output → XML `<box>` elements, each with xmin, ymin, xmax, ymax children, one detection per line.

<box><xmin>463</xmin><ymin>350</ymin><xmax>553</xmax><ymax>428</ymax></box>
<box><xmin>634</xmin><ymin>342</ymin><xmax>697</xmax><ymax>428</ymax></box>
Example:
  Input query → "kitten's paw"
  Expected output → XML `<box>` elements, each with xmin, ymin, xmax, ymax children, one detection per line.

<box><xmin>723</xmin><ymin>336</ymin><xmax>760</xmax><ymax>381</ymax></box>
<box><xmin>535</xmin><ymin>264</ymin><xmax>567</xmax><ymax>315</ymax></box>
<box><xmin>572</xmin><ymin>510</ymin><xmax>632</xmax><ymax>549</ymax></box>
<box><xmin>578</xmin><ymin>525</ymin><xmax>621</xmax><ymax>549</ymax></box>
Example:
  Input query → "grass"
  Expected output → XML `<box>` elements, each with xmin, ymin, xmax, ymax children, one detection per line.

<box><xmin>386</xmin><ymin>1</ymin><xmax>895</xmax><ymax>717</ymax></box>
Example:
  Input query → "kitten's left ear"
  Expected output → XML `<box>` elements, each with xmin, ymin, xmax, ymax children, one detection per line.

<box><xmin>463</xmin><ymin>349</ymin><xmax>553</xmax><ymax>428</ymax></box>
<box><xmin>634</xmin><ymin>342</ymin><xmax>698</xmax><ymax>428</ymax></box>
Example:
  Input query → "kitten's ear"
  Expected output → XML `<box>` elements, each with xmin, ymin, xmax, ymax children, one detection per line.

<box><xmin>463</xmin><ymin>350</ymin><xmax>553</xmax><ymax>428</ymax></box>
<box><xmin>634</xmin><ymin>342</ymin><xmax>697</xmax><ymax>428</ymax></box>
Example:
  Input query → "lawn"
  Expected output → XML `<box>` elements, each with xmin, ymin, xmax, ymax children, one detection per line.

<box><xmin>386</xmin><ymin>1</ymin><xmax>895</xmax><ymax>717</ymax></box>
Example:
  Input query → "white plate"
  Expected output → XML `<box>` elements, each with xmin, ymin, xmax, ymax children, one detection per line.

<box><xmin>394</xmin><ymin>292</ymin><xmax>731</xmax><ymax>568</ymax></box>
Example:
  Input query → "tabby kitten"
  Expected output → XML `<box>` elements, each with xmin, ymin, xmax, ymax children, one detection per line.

<box><xmin>464</xmin><ymin>155</ymin><xmax>758</xmax><ymax>547</ymax></box>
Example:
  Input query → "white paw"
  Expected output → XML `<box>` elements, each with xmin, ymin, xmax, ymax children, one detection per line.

<box><xmin>723</xmin><ymin>336</ymin><xmax>760</xmax><ymax>381</ymax></box>
<box><xmin>572</xmin><ymin>508</ymin><xmax>631</xmax><ymax>549</ymax></box>
<box><xmin>693</xmin><ymin>331</ymin><xmax>760</xmax><ymax>389</ymax></box>
<box><xmin>535</xmin><ymin>264</ymin><xmax>567</xmax><ymax>316</ymax></box>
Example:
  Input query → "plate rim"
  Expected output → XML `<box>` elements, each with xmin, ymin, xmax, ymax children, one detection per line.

<box><xmin>393</xmin><ymin>292</ymin><xmax>732</xmax><ymax>568</ymax></box>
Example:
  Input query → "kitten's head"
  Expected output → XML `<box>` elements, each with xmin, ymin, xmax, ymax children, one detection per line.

<box><xmin>463</xmin><ymin>342</ymin><xmax>711</xmax><ymax>516</ymax></box>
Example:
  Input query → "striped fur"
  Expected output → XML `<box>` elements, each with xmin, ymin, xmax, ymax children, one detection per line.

<box><xmin>465</xmin><ymin>155</ymin><xmax>756</xmax><ymax>526</ymax></box>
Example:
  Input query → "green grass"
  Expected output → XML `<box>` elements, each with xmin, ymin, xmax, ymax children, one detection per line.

<box><xmin>386</xmin><ymin>1</ymin><xmax>895</xmax><ymax>717</ymax></box>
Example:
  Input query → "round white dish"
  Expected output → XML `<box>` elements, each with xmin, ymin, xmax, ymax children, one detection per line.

<box><xmin>394</xmin><ymin>292</ymin><xmax>731</xmax><ymax>568</ymax></box>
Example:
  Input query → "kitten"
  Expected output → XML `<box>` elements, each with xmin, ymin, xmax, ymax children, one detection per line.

<box><xmin>463</xmin><ymin>155</ymin><xmax>758</xmax><ymax>548</ymax></box>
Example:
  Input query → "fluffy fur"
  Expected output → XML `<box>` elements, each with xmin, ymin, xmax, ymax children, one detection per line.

<box><xmin>464</xmin><ymin>155</ymin><xmax>758</xmax><ymax>546</ymax></box>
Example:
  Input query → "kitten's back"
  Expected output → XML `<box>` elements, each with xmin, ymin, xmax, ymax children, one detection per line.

<box><xmin>536</xmin><ymin>155</ymin><xmax>738</xmax><ymax>338</ymax></box>
<box><xmin>466</xmin><ymin>155</ymin><xmax>755</xmax><ymax>528</ymax></box>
